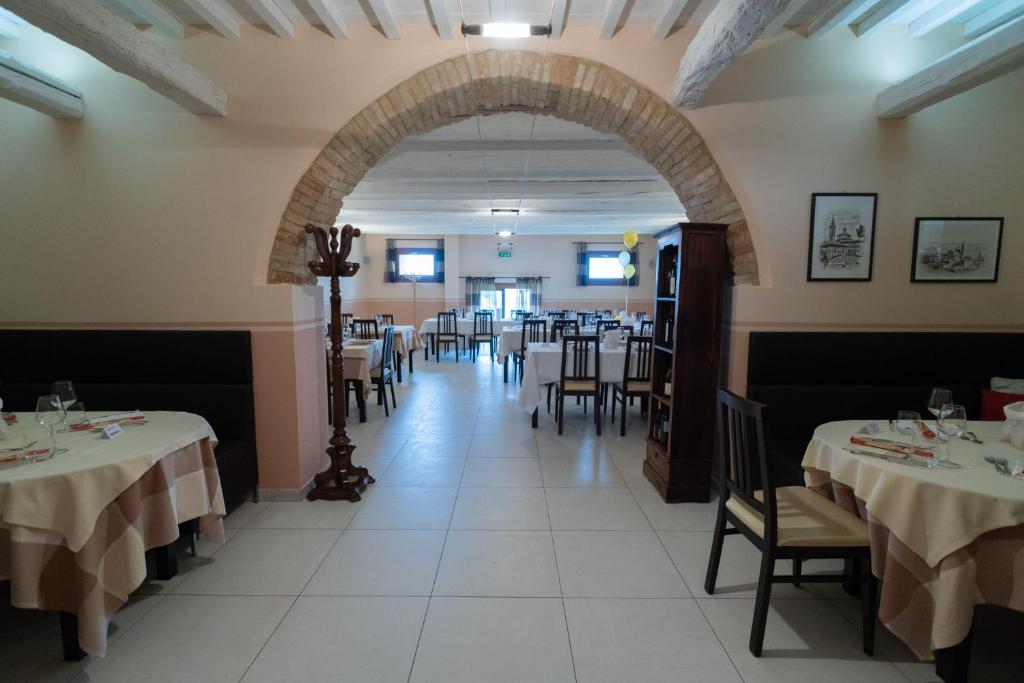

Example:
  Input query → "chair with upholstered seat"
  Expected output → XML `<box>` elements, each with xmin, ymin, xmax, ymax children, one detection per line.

<box><xmin>639</xmin><ymin>319</ymin><xmax>654</xmax><ymax>337</ymax></box>
<box><xmin>370</xmin><ymin>326</ymin><xmax>397</xmax><ymax>415</ymax></box>
<box><xmin>377</xmin><ymin>313</ymin><xmax>395</xmax><ymax>326</ymax></box>
<box><xmin>550</xmin><ymin>319</ymin><xmax>579</xmax><ymax>343</ymax></box>
<box><xmin>555</xmin><ymin>334</ymin><xmax>602</xmax><ymax>435</ymax></box>
<box><xmin>435</xmin><ymin>311</ymin><xmax>460</xmax><ymax>362</ymax></box>
<box><xmin>609</xmin><ymin>335</ymin><xmax>652</xmax><ymax>436</ymax></box>
<box><xmin>470</xmin><ymin>310</ymin><xmax>495</xmax><ymax>362</ymax></box>
<box><xmin>512</xmin><ymin>318</ymin><xmax>547</xmax><ymax>383</ymax></box>
<box><xmin>706</xmin><ymin>389</ymin><xmax>877</xmax><ymax>657</ymax></box>
<box><xmin>596</xmin><ymin>319</ymin><xmax>620</xmax><ymax>335</ymax></box>
<box><xmin>351</xmin><ymin>318</ymin><xmax>379</xmax><ymax>340</ymax></box>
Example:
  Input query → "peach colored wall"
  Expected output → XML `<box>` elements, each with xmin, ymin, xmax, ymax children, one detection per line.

<box><xmin>2</xmin><ymin>23</ymin><xmax>1022</xmax><ymax>489</ymax></box>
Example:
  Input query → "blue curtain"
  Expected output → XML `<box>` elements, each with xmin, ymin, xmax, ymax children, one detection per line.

<box><xmin>435</xmin><ymin>239</ymin><xmax>445</xmax><ymax>283</ymax></box>
<box><xmin>576</xmin><ymin>242</ymin><xmax>588</xmax><ymax>286</ymax></box>
<box><xmin>385</xmin><ymin>239</ymin><xmax>398</xmax><ymax>283</ymax></box>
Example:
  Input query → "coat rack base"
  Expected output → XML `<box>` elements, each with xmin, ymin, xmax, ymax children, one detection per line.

<box><xmin>306</xmin><ymin>444</ymin><xmax>375</xmax><ymax>502</ymax></box>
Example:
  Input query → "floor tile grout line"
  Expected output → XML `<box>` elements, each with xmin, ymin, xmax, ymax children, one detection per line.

<box><xmin>544</xmin><ymin>485</ymin><xmax>580</xmax><ymax>683</ymax></box>
<box><xmin>692</xmin><ymin>595</ymin><xmax>749</xmax><ymax>683</ymax></box>
<box><xmin>821</xmin><ymin>595</ymin><xmax>915</xmax><ymax>680</ymax></box>
<box><xmin>403</xmin><ymin>444</ymin><xmax>468</xmax><ymax>683</ymax></box>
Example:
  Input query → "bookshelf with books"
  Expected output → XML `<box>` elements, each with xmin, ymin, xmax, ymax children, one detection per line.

<box><xmin>645</xmin><ymin>223</ymin><xmax>728</xmax><ymax>503</ymax></box>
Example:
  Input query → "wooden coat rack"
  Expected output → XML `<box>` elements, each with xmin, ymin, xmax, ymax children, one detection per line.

<box><xmin>305</xmin><ymin>223</ymin><xmax>374</xmax><ymax>501</ymax></box>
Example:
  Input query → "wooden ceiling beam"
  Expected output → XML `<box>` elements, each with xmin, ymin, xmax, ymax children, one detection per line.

<box><xmin>307</xmin><ymin>0</ymin><xmax>348</xmax><ymax>38</ymax></box>
<box><xmin>180</xmin><ymin>0</ymin><xmax>241</xmax><ymax>38</ymax></box>
<box><xmin>366</xmin><ymin>0</ymin><xmax>400</xmax><ymax>39</ymax></box>
<box><xmin>426</xmin><ymin>0</ymin><xmax>452</xmax><ymax>39</ymax></box>
<box><xmin>599</xmin><ymin>0</ymin><xmax>629</xmax><ymax>40</ymax></box>
<box><xmin>243</xmin><ymin>0</ymin><xmax>294</xmax><ymax>38</ymax></box>
<box><xmin>0</xmin><ymin>0</ymin><xmax>228</xmax><ymax>115</ymax></box>
<box><xmin>878</xmin><ymin>12</ymin><xmax>1024</xmax><ymax>117</ymax></box>
<box><xmin>550</xmin><ymin>0</ymin><xmax>567</xmax><ymax>37</ymax></box>
<box><xmin>672</xmin><ymin>0</ymin><xmax>794</xmax><ymax>108</ymax></box>
<box><xmin>964</xmin><ymin>0</ymin><xmax>1024</xmax><ymax>38</ymax></box>
<box><xmin>651</xmin><ymin>0</ymin><xmax>699</xmax><ymax>40</ymax></box>
<box><xmin>909</xmin><ymin>0</ymin><xmax>984</xmax><ymax>37</ymax></box>
<box><xmin>806</xmin><ymin>0</ymin><xmax>881</xmax><ymax>37</ymax></box>
<box><xmin>113</xmin><ymin>0</ymin><xmax>186</xmax><ymax>38</ymax></box>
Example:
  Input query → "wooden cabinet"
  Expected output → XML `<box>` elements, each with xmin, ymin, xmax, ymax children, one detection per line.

<box><xmin>644</xmin><ymin>223</ymin><xmax>728</xmax><ymax>503</ymax></box>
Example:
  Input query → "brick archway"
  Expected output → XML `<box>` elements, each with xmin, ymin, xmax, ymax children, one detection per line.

<box><xmin>267</xmin><ymin>50</ymin><xmax>758</xmax><ymax>285</ymax></box>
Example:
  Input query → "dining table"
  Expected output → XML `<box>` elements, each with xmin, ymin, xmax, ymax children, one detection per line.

<box><xmin>802</xmin><ymin>419</ymin><xmax>1024</xmax><ymax>680</ymax></box>
<box><xmin>517</xmin><ymin>340</ymin><xmax>634</xmax><ymax>427</ymax></box>
<box><xmin>340</xmin><ymin>338</ymin><xmax>383</xmax><ymax>422</ymax></box>
<box><xmin>418</xmin><ymin>317</ymin><xmax>536</xmax><ymax>360</ymax></box>
<box><xmin>390</xmin><ymin>324</ymin><xmax>422</xmax><ymax>381</ymax></box>
<box><xmin>0</xmin><ymin>410</ymin><xmax>225</xmax><ymax>658</ymax></box>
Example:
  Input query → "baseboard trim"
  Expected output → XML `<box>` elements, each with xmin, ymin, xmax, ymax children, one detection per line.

<box><xmin>257</xmin><ymin>477</ymin><xmax>316</xmax><ymax>502</ymax></box>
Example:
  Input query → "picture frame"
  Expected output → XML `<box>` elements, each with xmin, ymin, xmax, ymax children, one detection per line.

<box><xmin>807</xmin><ymin>193</ymin><xmax>878</xmax><ymax>281</ymax></box>
<box><xmin>911</xmin><ymin>217</ymin><xmax>1003</xmax><ymax>283</ymax></box>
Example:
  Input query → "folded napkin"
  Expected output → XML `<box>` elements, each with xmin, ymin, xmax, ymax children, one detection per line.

<box><xmin>849</xmin><ymin>435</ymin><xmax>935</xmax><ymax>459</ymax></box>
<box><xmin>71</xmin><ymin>411</ymin><xmax>146</xmax><ymax>431</ymax></box>
<box><xmin>603</xmin><ymin>329</ymin><xmax>622</xmax><ymax>350</ymax></box>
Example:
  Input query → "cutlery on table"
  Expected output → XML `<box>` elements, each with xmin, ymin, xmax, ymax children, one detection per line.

<box><xmin>0</xmin><ymin>440</ymin><xmax>36</xmax><ymax>453</ymax></box>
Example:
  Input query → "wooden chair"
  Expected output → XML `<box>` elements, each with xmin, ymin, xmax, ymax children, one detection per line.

<box><xmin>577</xmin><ymin>312</ymin><xmax>595</xmax><ymax>328</ymax></box>
<box><xmin>555</xmin><ymin>335</ymin><xmax>602</xmax><ymax>435</ymax></box>
<box><xmin>608</xmin><ymin>335</ymin><xmax>652</xmax><ymax>436</ymax></box>
<box><xmin>596</xmin><ymin>319</ymin><xmax>620</xmax><ymax>334</ymax></box>
<box><xmin>351</xmin><ymin>318</ymin><xmax>379</xmax><ymax>340</ymax></box>
<box><xmin>340</xmin><ymin>313</ymin><xmax>353</xmax><ymax>329</ymax></box>
<box><xmin>706</xmin><ymin>389</ymin><xmax>877</xmax><ymax>657</ymax></box>
<box><xmin>512</xmin><ymin>309</ymin><xmax>530</xmax><ymax>322</ymax></box>
<box><xmin>450</xmin><ymin>307</ymin><xmax>465</xmax><ymax>318</ymax></box>
<box><xmin>371</xmin><ymin>326</ymin><xmax>397</xmax><ymax>416</ymax></box>
<box><xmin>550</xmin><ymin>319</ymin><xmax>579</xmax><ymax>343</ymax></box>
<box><xmin>639</xmin><ymin>319</ymin><xmax>654</xmax><ymax>337</ymax></box>
<box><xmin>471</xmin><ymin>310</ymin><xmax>495</xmax><ymax>363</ymax></box>
<box><xmin>435</xmin><ymin>311</ymin><xmax>460</xmax><ymax>362</ymax></box>
<box><xmin>512</xmin><ymin>318</ymin><xmax>547</xmax><ymax>383</ymax></box>
<box><xmin>378</xmin><ymin>313</ymin><xmax>395</xmax><ymax>326</ymax></box>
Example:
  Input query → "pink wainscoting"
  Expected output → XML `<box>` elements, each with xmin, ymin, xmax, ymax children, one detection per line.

<box><xmin>293</xmin><ymin>323</ymin><xmax>330</xmax><ymax>489</ymax></box>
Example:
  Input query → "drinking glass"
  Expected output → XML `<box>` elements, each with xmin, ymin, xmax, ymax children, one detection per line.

<box><xmin>53</xmin><ymin>380</ymin><xmax>77</xmax><ymax>411</ymax></box>
<box><xmin>927</xmin><ymin>388</ymin><xmax>953</xmax><ymax>425</ymax></box>
<box><xmin>65</xmin><ymin>401</ymin><xmax>86</xmax><ymax>426</ymax></box>
<box><xmin>894</xmin><ymin>410</ymin><xmax>921</xmax><ymax>449</ymax></box>
<box><xmin>34</xmin><ymin>395</ymin><xmax>65</xmax><ymax>461</ymax></box>
<box><xmin>937</xmin><ymin>403</ymin><xmax>968</xmax><ymax>465</ymax></box>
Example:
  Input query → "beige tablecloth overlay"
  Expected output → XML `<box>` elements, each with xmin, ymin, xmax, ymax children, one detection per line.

<box><xmin>342</xmin><ymin>340</ymin><xmax>383</xmax><ymax>399</ymax></box>
<box><xmin>392</xmin><ymin>324</ymin><xmax>422</xmax><ymax>361</ymax></box>
<box><xmin>0</xmin><ymin>416</ymin><xmax>225</xmax><ymax>656</ymax></box>
<box><xmin>803</xmin><ymin>420</ymin><xmax>1024</xmax><ymax>567</ymax></box>
<box><xmin>0</xmin><ymin>412</ymin><xmax>220</xmax><ymax>553</ymax></box>
<box><xmin>802</xmin><ymin>420</ymin><xmax>1024</xmax><ymax>659</ymax></box>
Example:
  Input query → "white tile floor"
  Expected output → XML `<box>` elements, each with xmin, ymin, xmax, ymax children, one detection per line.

<box><xmin>0</xmin><ymin>355</ymin><xmax>963</xmax><ymax>682</ymax></box>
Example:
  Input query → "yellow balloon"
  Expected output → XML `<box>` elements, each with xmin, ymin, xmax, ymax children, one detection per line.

<box><xmin>623</xmin><ymin>230</ymin><xmax>639</xmax><ymax>249</ymax></box>
<box><xmin>623</xmin><ymin>264</ymin><xmax>636</xmax><ymax>279</ymax></box>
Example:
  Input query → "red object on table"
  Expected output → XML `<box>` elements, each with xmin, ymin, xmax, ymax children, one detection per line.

<box><xmin>980</xmin><ymin>389</ymin><xmax>1022</xmax><ymax>421</ymax></box>
<box><xmin>850</xmin><ymin>435</ymin><xmax>936</xmax><ymax>459</ymax></box>
<box><xmin>914</xmin><ymin>420</ymin><xmax>936</xmax><ymax>439</ymax></box>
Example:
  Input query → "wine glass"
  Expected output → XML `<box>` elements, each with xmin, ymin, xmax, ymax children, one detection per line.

<box><xmin>53</xmin><ymin>380</ymin><xmax>77</xmax><ymax>411</ymax></box>
<box><xmin>65</xmin><ymin>401</ymin><xmax>86</xmax><ymax>427</ymax></box>
<box><xmin>927</xmin><ymin>388</ymin><xmax>953</xmax><ymax>424</ymax></box>
<box><xmin>34</xmin><ymin>394</ymin><xmax>66</xmax><ymax>461</ymax></box>
<box><xmin>937</xmin><ymin>403</ymin><xmax>967</xmax><ymax>466</ymax></box>
<box><xmin>895</xmin><ymin>410</ymin><xmax>921</xmax><ymax>449</ymax></box>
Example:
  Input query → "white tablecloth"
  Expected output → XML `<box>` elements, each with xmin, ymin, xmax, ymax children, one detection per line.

<box><xmin>418</xmin><ymin>317</ymin><xmax>535</xmax><ymax>337</ymax></box>
<box><xmin>392</xmin><ymin>324</ymin><xmax>421</xmax><ymax>360</ymax></box>
<box><xmin>0</xmin><ymin>411</ymin><xmax>220</xmax><ymax>552</ymax></box>
<box><xmin>517</xmin><ymin>342</ymin><xmax>632</xmax><ymax>415</ymax></box>
<box><xmin>802</xmin><ymin>420</ymin><xmax>1024</xmax><ymax>567</ymax></box>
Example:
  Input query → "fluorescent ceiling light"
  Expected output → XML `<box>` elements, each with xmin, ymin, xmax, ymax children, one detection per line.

<box><xmin>497</xmin><ymin>231</ymin><xmax>513</xmax><ymax>237</ymax></box>
<box><xmin>491</xmin><ymin>208</ymin><xmax>520</xmax><ymax>215</ymax></box>
<box><xmin>462</xmin><ymin>23</ymin><xmax>552</xmax><ymax>38</ymax></box>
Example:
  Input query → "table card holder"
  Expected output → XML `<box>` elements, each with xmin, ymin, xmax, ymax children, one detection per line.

<box><xmin>305</xmin><ymin>223</ymin><xmax>374</xmax><ymax>501</ymax></box>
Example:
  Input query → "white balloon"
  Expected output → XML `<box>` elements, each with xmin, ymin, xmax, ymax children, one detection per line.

<box><xmin>617</xmin><ymin>251</ymin><xmax>631</xmax><ymax>266</ymax></box>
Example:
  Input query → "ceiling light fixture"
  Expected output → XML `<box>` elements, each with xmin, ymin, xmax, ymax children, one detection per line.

<box><xmin>491</xmin><ymin>208</ymin><xmax>520</xmax><ymax>216</ymax></box>
<box><xmin>462</xmin><ymin>23</ymin><xmax>551</xmax><ymax>38</ymax></box>
<box><xmin>497</xmin><ymin>230</ymin><xmax>513</xmax><ymax>237</ymax></box>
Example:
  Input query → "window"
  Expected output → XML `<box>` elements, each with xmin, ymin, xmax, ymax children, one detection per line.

<box><xmin>397</xmin><ymin>249</ymin><xmax>440</xmax><ymax>282</ymax></box>
<box><xmin>585</xmin><ymin>251</ymin><xmax>635</xmax><ymax>285</ymax></box>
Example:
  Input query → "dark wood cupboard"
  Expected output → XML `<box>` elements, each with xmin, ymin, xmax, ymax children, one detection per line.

<box><xmin>645</xmin><ymin>223</ymin><xmax>729</xmax><ymax>503</ymax></box>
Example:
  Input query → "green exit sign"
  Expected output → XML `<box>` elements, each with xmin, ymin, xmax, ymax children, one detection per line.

<box><xmin>497</xmin><ymin>250</ymin><xmax>513</xmax><ymax>258</ymax></box>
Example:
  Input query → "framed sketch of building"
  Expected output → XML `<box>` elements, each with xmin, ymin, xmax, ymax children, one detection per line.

<box><xmin>911</xmin><ymin>217</ymin><xmax>1003</xmax><ymax>283</ymax></box>
<box><xmin>807</xmin><ymin>193</ymin><xmax>878</xmax><ymax>281</ymax></box>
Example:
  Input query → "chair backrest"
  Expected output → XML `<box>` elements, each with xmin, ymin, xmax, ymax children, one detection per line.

<box><xmin>633</xmin><ymin>311</ymin><xmax>648</xmax><ymax>321</ymax></box>
<box><xmin>450</xmin><ymin>307</ymin><xmax>465</xmax><ymax>318</ymax></box>
<box><xmin>639</xmin><ymin>319</ymin><xmax>654</xmax><ymax>336</ymax></box>
<box><xmin>560</xmin><ymin>335</ymin><xmax>600</xmax><ymax>388</ymax></box>
<box><xmin>352</xmin><ymin>318</ymin><xmax>379</xmax><ymax>339</ymax></box>
<box><xmin>716</xmin><ymin>388</ymin><xmax>777</xmax><ymax>545</ymax></box>
<box><xmin>623</xmin><ymin>335</ymin><xmax>653</xmax><ymax>387</ymax></box>
<box><xmin>512</xmin><ymin>310</ymin><xmax>530</xmax><ymax>322</ymax></box>
<box><xmin>550</xmin><ymin>319</ymin><xmax>579</xmax><ymax>343</ymax></box>
<box><xmin>378</xmin><ymin>313</ymin><xmax>395</xmax><ymax>326</ymax></box>
<box><xmin>519</xmin><ymin>319</ymin><xmax>548</xmax><ymax>352</ymax></box>
<box><xmin>473</xmin><ymin>311</ymin><xmax>494</xmax><ymax>336</ymax></box>
<box><xmin>576</xmin><ymin>312</ymin><xmax>595</xmax><ymax>327</ymax></box>
<box><xmin>341</xmin><ymin>313</ymin><xmax>353</xmax><ymax>325</ymax></box>
<box><xmin>380</xmin><ymin>326</ymin><xmax>395</xmax><ymax>371</ymax></box>
<box><xmin>596</xmin><ymin>319</ymin><xmax>620</xmax><ymax>333</ymax></box>
<box><xmin>437</xmin><ymin>311</ymin><xmax>458</xmax><ymax>337</ymax></box>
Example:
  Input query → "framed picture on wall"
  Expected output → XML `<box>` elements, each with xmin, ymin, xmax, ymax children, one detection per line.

<box><xmin>807</xmin><ymin>193</ymin><xmax>878</xmax><ymax>281</ymax></box>
<box><xmin>911</xmin><ymin>217</ymin><xmax>1003</xmax><ymax>283</ymax></box>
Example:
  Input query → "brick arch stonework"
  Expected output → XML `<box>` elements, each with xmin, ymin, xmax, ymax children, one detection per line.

<box><xmin>267</xmin><ymin>50</ymin><xmax>758</xmax><ymax>286</ymax></box>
